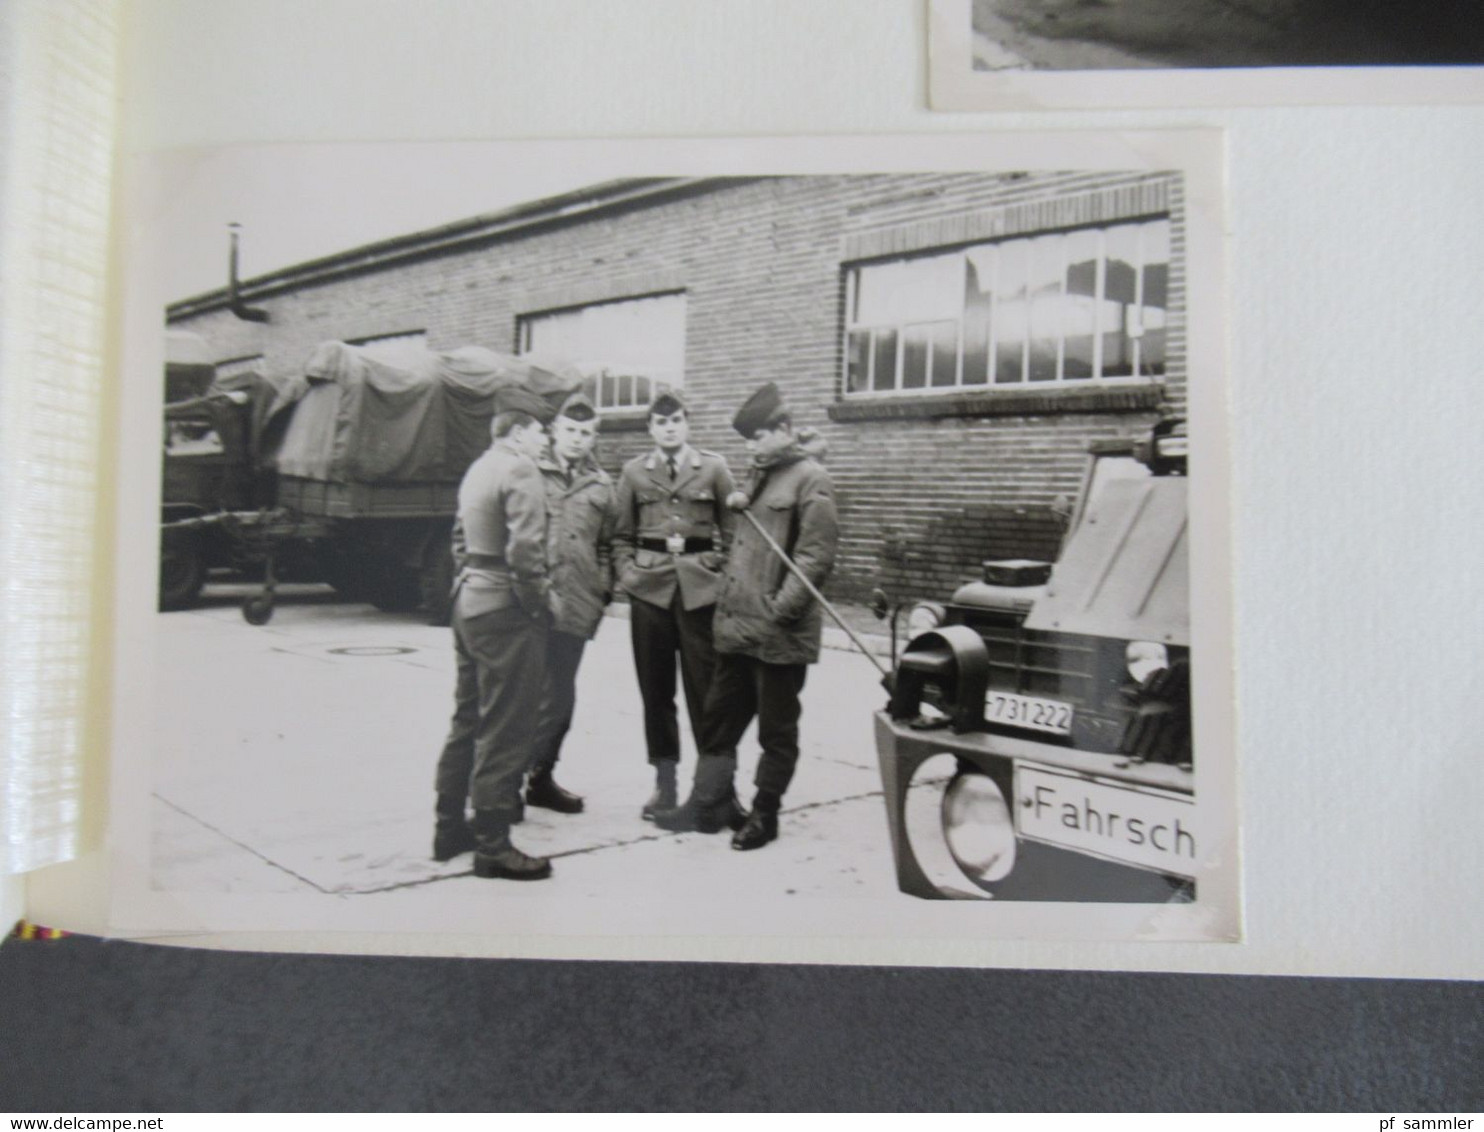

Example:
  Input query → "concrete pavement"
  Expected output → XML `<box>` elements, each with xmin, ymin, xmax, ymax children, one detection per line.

<box><xmin>151</xmin><ymin>587</ymin><xmax>908</xmax><ymax>904</ymax></box>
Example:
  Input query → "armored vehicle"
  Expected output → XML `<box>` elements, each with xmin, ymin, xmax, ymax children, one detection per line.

<box><xmin>875</xmin><ymin>418</ymin><xmax>1195</xmax><ymax>902</ymax></box>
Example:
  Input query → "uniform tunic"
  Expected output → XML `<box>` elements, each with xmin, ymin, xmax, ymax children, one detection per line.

<box><xmin>435</xmin><ymin>437</ymin><xmax>551</xmax><ymax>815</ymax></box>
<box><xmin>612</xmin><ymin>444</ymin><xmax>736</xmax><ymax>765</ymax></box>
<box><xmin>612</xmin><ymin>444</ymin><xmax>736</xmax><ymax>611</ymax></box>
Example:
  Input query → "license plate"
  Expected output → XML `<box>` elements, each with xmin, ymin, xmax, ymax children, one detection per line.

<box><xmin>1014</xmin><ymin>763</ymin><xmax>1198</xmax><ymax>879</ymax></box>
<box><xmin>985</xmin><ymin>691</ymin><xmax>1073</xmax><ymax>736</ymax></box>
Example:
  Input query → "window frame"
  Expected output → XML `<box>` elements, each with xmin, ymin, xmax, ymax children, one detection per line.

<box><xmin>841</xmin><ymin>216</ymin><xmax>1171</xmax><ymax>401</ymax></box>
<box><xmin>516</xmin><ymin>291</ymin><xmax>687</xmax><ymax>416</ymax></box>
<box><xmin>212</xmin><ymin>353</ymin><xmax>265</xmax><ymax>379</ymax></box>
<box><xmin>344</xmin><ymin>330</ymin><xmax>429</xmax><ymax>361</ymax></box>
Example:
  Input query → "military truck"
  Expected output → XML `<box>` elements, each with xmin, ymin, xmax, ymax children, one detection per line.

<box><xmin>158</xmin><ymin>338</ymin><xmax>579</xmax><ymax>625</ymax></box>
<box><xmin>159</xmin><ymin>332</ymin><xmax>291</xmax><ymax>610</ymax></box>
<box><xmin>874</xmin><ymin>418</ymin><xmax>1195</xmax><ymax>903</ymax></box>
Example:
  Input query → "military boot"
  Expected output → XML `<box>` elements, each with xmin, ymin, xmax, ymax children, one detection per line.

<box><xmin>732</xmin><ymin>789</ymin><xmax>781</xmax><ymax>851</ymax></box>
<box><xmin>525</xmin><ymin>768</ymin><xmax>584</xmax><ymax>814</ymax></box>
<box><xmin>432</xmin><ymin>793</ymin><xmax>477</xmax><ymax>862</ymax></box>
<box><xmin>652</xmin><ymin>756</ymin><xmax>747</xmax><ymax>834</ymax></box>
<box><xmin>471</xmin><ymin>808</ymin><xmax>552</xmax><ymax>881</ymax></box>
<box><xmin>641</xmin><ymin>759</ymin><xmax>679</xmax><ymax>821</ymax></box>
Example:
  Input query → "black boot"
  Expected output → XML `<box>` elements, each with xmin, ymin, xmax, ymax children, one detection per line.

<box><xmin>653</xmin><ymin>756</ymin><xmax>747</xmax><ymax>834</ymax></box>
<box><xmin>641</xmin><ymin>760</ymin><xmax>679</xmax><ymax>821</ymax></box>
<box><xmin>526</xmin><ymin>769</ymin><xmax>584</xmax><ymax>814</ymax></box>
<box><xmin>470</xmin><ymin>808</ymin><xmax>552</xmax><ymax>881</ymax></box>
<box><xmin>732</xmin><ymin>789</ymin><xmax>781</xmax><ymax>851</ymax></box>
<box><xmin>432</xmin><ymin>793</ymin><xmax>476</xmax><ymax>862</ymax></box>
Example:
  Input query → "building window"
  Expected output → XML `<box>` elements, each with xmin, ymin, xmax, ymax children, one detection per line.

<box><xmin>346</xmin><ymin>330</ymin><xmax>428</xmax><ymax>364</ymax></box>
<box><xmin>844</xmin><ymin>218</ymin><xmax>1170</xmax><ymax>395</ymax></box>
<box><xmin>517</xmin><ymin>293</ymin><xmax>686</xmax><ymax>413</ymax></box>
<box><xmin>214</xmin><ymin>354</ymin><xmax>264</xmax><ymax>379</ymax></box>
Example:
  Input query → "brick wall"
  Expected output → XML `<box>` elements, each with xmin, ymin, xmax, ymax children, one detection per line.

<box><xmin>169</xmin><ymin>172</ymin><xmax>1186</xmax><ymax>605</ymax></box>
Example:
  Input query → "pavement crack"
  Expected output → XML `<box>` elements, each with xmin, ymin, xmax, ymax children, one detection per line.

<box><xmin>345</xmin><ymin>871</ymin><xmax>475</xmax><ymax>895</ymax></box>
<box><xmin>152</xmin><ymin>793</ymin><xmax>331</xmax><ymax>893</ymax></box>
<box><xmin>346</xmin><ymin>789</ymin><xmax>894</xmax><ymax>894</ymax></box>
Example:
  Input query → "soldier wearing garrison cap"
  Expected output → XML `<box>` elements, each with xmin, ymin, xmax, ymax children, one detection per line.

<box><xmin>522</xmin><ymin>389</ymin><xmax>616</xmax><ymax>815</ymax></box>
<box><xmin>430</xmin><ymin>385</ymin><xmax>559</xmax><ymax>881</ymax></box>
<box><xmin>654</xmin><ymin>381</ymin><xmax>839</xmax><ymax>851</ymax></box>
<box><xmin>612</xmin><ymin>387</ymin><xmax>737</xmax><ymax>819</ymax></box>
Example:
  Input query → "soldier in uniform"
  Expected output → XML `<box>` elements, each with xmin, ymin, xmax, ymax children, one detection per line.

<box><xmin>654</xmin><ymin>382</ymin><xmax>839</xmax><ymax>850</ymax></box>
<box><xmin>430</xmin><ymin>386</ymin><xmax>557</xmax><ymax>881</ymax></box>
<box><xmin>525</xmin><ymin>391</ymin><xmax>616</xmax><ymax>814</ymax></box>
<box><xmin>612</xmin><ymin>389</ymin><xmax>736</xmax><ymax>819</ymax></box>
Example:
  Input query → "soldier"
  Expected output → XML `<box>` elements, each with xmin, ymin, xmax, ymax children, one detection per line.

<box><xmin>430</xmin><ymin>386</ymin><xmax>557</xmax><ymax>881</ymax></box>
<box><xmin>654</xmin><ymin>382</ymin><xmax>839</xmax><ymax>851</ymax></box>
<box><xmin>612</xmin><ymin>389</ymin><xmax>736</xmax><ymax>819</ymax></box>
<box><xmin>525</xmin><ymin>391</ymin><xmax>616</xmax><ymax>813</ymax></box>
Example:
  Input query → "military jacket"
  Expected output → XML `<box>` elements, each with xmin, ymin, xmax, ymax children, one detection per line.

<box><xmin>536</xmin><ymin>447</ymin><xmax>616</xmax><ymax>640</ymax></box>
<box><xmin>613</xmin><ymin>444</ymin><xmax>736</xmax><ymax>611</ymax></box>
<box><xmin>455</xmin><ymin>438</ymin><xmax>549</xmax><ymax>619</ymax></box>
<box><xmin>712</xmin><ymin>448</ymin><xmax>839</xmax><ymax>666</ymax></box>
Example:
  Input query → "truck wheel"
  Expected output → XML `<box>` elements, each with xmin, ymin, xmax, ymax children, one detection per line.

<box><xmin>242</xmin><ymin>593</ymin><xmax>275</xmax><ymax>626</ymax></box>
<box><xmin>419</xmin><ymin>542</ymin><xmax>455</xmax><ymax>627</ymax></box>
<box><xmin>159</xmin><ymin>535</ymin><xmax>206</xmax><ymax>611</ymax></box>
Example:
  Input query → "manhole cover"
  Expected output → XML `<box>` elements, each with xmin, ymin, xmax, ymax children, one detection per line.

<box><xmin>327</xmin><ymin>646</ymin><xmax>417</xmax><ymax>657</ymax></box>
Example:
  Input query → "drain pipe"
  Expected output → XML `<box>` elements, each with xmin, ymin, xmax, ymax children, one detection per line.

<box><xmin>228</xmin><ymin>222</ymin><xmax>269</xmax><ymax>323</ymax></box>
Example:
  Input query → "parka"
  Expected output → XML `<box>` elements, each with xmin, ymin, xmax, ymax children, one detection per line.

<box><xmin>712</xmin><ymin>445</ymin><xmax>839</xmax><ymax>666</ymax></box>
<box><xmin>536</xmin><ymin>448</ymin><xmax>617</xmax><ymax>639</ymax></box>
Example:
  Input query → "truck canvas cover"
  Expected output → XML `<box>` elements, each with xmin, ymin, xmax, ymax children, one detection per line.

<box><xmin>165</xmin><ymin>369</ymin><xmax>305</xmax><ymax>469</ymax></box>
<box><xmin>276</xmin><ymin>342</ymin><xmax>582</xmax><ymax>484</ymax></box>
<box><xmin>1023</xmin><ymin>476</ymin><xmax>1189</xmax><ymax>646</ymax></box>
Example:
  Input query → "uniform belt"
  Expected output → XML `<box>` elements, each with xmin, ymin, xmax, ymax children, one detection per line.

<box><xmin>464</xmin><ymin>553</ymin><xmax>507</xmax><ymax>568</ymax></box>
<box><xmin>638</xmin><ymin>537</ymin><xmax>714</xmax><ymax>554</ymax></box>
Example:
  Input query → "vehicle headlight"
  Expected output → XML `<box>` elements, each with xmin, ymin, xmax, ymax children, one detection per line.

<box><xmin>1154</xmin><ymin>434</ymin><xmax>1187</xmax><ymax>460</ymax></box>
<box><xmin>1126</xmin><ymin>641</ymin><xmax>1169</xmax><ymax>684</ymax></box>
<box><xmin>942</xmin><ymin>771</ymin><xmax>1016</xmax><ymax>884</ymax></box>
<box><xmin>906</xmin><ymin>601</ymin><xmax>945</xmax><ymax>636</ymax></box>
<box><xmin>902</xmin><ymin>754</ymin><xmax>1016</xmax><ymax>896</ymax></box>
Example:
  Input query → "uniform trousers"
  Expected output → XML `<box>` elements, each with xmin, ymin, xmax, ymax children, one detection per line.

<box><xmin>700</xmin><ymin>653</ymin><xmax>809</xmax><ymax>797</ymax></box>
<box><xmin>629</xmin><ymin>591</ymin><xmax>717</xmax><ymax>765</ymax></box>
<box><xmin>529</xmin><ymin>630</ymin><xmax>588</xmax><ymax>777</ymax></box>
<box><xmin>432</xmin><ymin>637</ymin><xmax>478</xmax><ymax>801</ymax></box>
<box><xmin>434</xmin><ymin>602</ymin><xmax>546</xmax><ymax>817</ymax></box>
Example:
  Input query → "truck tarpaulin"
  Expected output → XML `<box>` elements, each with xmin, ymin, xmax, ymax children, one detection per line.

<box><xmin>276</xmin><ymin>342</ymin><xmax>582</xmax><ymax>484</ymax></box>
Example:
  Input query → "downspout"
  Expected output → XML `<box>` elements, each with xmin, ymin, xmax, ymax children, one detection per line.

<box><xmin>228</xmin><ymin>222</ymin><xmax>269</xmax><ymax>323</ymax></box>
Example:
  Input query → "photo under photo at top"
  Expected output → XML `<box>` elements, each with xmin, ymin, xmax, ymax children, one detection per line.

<box><xmin>930</xmin><ymin>0</ymin><xmax>1484</xmax><ymax>109</ymax></box>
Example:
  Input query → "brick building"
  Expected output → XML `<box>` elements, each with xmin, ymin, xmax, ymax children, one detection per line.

<box><xmin>166</xmin><ymin>173</ymin><xmax>1185</xmax><ymax>603</ymax></box>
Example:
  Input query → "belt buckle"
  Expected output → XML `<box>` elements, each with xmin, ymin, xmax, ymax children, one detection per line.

<box><xmin>665</xmin><ymin>533</ymin><xmax>686</xmax><ymax>555</ymax></box>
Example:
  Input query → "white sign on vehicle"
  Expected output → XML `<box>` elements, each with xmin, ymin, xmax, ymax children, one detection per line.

<box><xmin>1014</xmin><ymin>763</ymin><xmax>1199</xmax><ymax>879</ymax></box>
<box><xmin>985</xmin><ymin>691</ymin><xmax>1073</xmax><ymax>736</ymax></box>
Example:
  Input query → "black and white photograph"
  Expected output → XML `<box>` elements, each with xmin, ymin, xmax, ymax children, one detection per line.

<box><xmin>107</xmin><ymin>132</ymin><xmax>1235</xmax><ymax>956</ymax></box>
<box><xmin>967</xmin><ymin>0</ymin><xmax>1484</xmax><ymax>71</ymax></box>
<box><xmin>930</xmin><ymin>0</ymin><xmax>1484</xmax><ymax>108</ymax></box>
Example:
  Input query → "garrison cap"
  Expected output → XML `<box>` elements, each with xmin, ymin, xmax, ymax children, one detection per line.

<box><xmin>494</xmin><ymin>385</ymin><xmax>555</xmax><ymax>424</ymax></box>
<box><xmin>555</xmin><ymin>390</ymin><xmax>598</xmax><ymax>422</ymax></box>
<box><xmin>731</xmin><ymin>381</ymin><xmax>788</xmax><ymax>438</ymax></box>
<box><xmin>647</xmin><ymin>387</ymin><xmax>688</xmax><ymax>418</ymax></box>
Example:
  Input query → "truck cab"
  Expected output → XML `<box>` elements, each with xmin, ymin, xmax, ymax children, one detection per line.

<box><xmin>875</xmin><ymin>418</ymin><xmax>1196</xmax><ymax>902</ymax></box>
